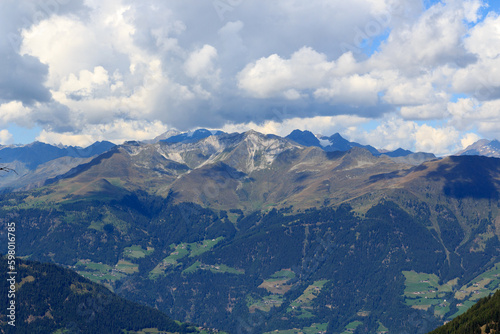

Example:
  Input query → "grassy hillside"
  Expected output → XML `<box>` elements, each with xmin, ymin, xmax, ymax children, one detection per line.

<box><xmin>429</xmin><ymin>290</ymin><xmax>500</xmax><ymax>334</ymax></box>
<box><xmin>0</xmin><ymin>256</ymin><xmax>197</xmax><ymax>334</ymax></box>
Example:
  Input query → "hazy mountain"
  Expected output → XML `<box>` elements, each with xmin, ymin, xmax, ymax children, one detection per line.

<box><xmin>284</xmin><ymin>130</ymin><xmax>437</xmax><ymax>165</ymax></box>
<box><xmin>457</xmin><ymin>139</ymin><xmax>500</xmax><ymax>157</ymax></box>
<box><xmin>284</xmin><ymin>129</ymin><xmax>379</xmax><ymax>154</ymax></box>
<box><xmin>318</xmin><ymin>132</ymin><xmax>380</xmax><ymax>155</ymax></box>
<box><xmin>382</xmin><ymin>147</ymin><xmax>413</xmax><ymax>157</ymax></box>
<box><xmin>0</xmin><ymin>141</ymin><xmax>115</xmax><ymax>191</ymax></box>
<box><xmin>285</xmin><ymin>129</ymin><xmax>322</xmax><ymax>147</ymax></box>
<box><xmin>0</xmin><ymin>141</ymin><xmax>115</xmax><ymax>169</ymax></box>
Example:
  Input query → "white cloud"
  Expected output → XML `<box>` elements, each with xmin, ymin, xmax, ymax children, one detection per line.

<box><xmin>452</xmin><ymin>13</ymin><xmax>500</xmax><ymax>99</ymax></box>
<box><xmin>371</xmin><ymin>0</ymin><xmax>476</xmax><ymax>72</ymax></box>
<box><xmin>350</xmin><ymin>115</ymin><xmax>465</xmax><ymax>155</ymax></box>
<box><xmin>464</xmin><ymin>12</ymin><xmax>500</xmax><ymax>58</ymax></box>
<box><xmin>448</xmin><ymin>98</ymin><xmax>500</xmax><ymax>138</ymax></box>
<box><xmin>20</xmin><ymin>15</ymin><xmax>126</xmax><ymax>89</ymax></box>
<box><xmin>0</xmin><ymin>101</ymin><xmax>34</xmax><ymax>127</ymax></box>
<box><xmin>400</xmin><ymin>103</ymin><xmax>448</xmax><ymax>120</ymax></box>
<box><xmin>314</xmin><ymin>74</ymin><xmax>380</xmax><ymax>106</ymax></box>
<box><xmin>37</xmin><ymin>120</ymin><xmax>169</xmax><ymax>146</ymax></box>
<box><xmin>184</xmin><ymin>45</ymin><xmax>218</xmax><ymax>78</ymax></box>
<box><xmin>237</xmin><ymin>47</ymin><xmax>335</xmax><ymax>98</ymax></box>
<box><xmin>463</xmin><ymin>0</ymin><xmax>486</xmax><ymax>23</ymax></box>
<box><xmin>461</xmin><ymin>132</ymin><xmax>481</xmax><ymax>149</ymax></box>
<box><xmin>0</xmin><ymin>130</ymin><xmax>13</xmax><ymax>145</ymax></box>
<box><xmin>383</xmin><ymin>75</ymin><xmax>443</xmax><ymax>106</ymax></box>
<box><xmin>447</xmin><ymin>98</ymin><xmax>479</xmax><ymax>130</ymax></box>
<box><xmin>353</xmin><ymin>117</ymin><xmax>417</xmax><ymax>151</ymax></box>
<box><xmin>414</xmin><ymin>124</ymin><xmax>460</xmax><ymax>154</ymax></box>
<box><xmin>221</xmin><ymin>115</ymin><xmax>370</xmax><ymax>138</ymax></box>
<box><xmin>217</xmin><ymin>21</ymin><xmax>246</xmax><ymax>59</ymax></box>
<box><xmin>1</xmin><ymin>0</ymin><xmax>499</xmax><ymax>151</ymax></box>
<box><xmin>59</xmin><ymin>66</ymin><xmax>110</xmax><ymax>99</ymax></box>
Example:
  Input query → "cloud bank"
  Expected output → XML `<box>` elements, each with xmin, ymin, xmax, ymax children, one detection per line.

<box><xmin>0</xmin><ymin>0</ymin><xmax>497</xmax><ymax>155</ymax></box>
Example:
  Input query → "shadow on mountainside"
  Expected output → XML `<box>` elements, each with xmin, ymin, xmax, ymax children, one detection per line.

<box><xmin>427</xmin><ymin>156</ymin><xmax>500</xmax><ymax>199</ymax></box>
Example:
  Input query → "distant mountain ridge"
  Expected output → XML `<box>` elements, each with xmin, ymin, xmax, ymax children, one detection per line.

<box><xmin>284</xmin><ymin>129</ymin><xmax>436</xmax><ymax>163</ymax></box>
<box><xmin>285</xmin><ymin>129</ymin><xmax>380</xmax><ymax>155</ymax></box>
<box><xmin>0</xmin><ymin>141</ymin><xmax>115</xmax><ymax>169</ymax></box>
<box><xmin>0</xmin><ymin>129</ymin><xmax>438</xmax><ymax>193</ymax></box>
<box><xmin>0</xmin><ymin>141</ymin><xmax>115</xmax><ymax>191</ymax></box>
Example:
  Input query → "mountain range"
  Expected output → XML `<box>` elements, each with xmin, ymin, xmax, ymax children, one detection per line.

<box><xmin>0</xmin><ymin>141</ymin><xmax>115</xmax><ymax>192</ymax></box>
<box><xmin>0</xmin><ymin>130</ymin><xmax>435</xmax><ymax>193</ymax></box>
<box><xmin>1</xmin><ymin>129</ymin><xmax>500</xmax><ymax>333</ymax></box>
<box><xmin>5</xmin><ymin>128</ymin><xmax>500</xmax><ymax>195</ymax></box>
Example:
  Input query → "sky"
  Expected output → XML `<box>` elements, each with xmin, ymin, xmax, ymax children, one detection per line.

<box><xmin>1</xmin><ymin>0</ymin><xmax>500</xmax><ymax>155</ymax></box>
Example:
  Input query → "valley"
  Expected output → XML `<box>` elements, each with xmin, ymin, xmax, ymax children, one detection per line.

<box><xmin>0</xmin><ymin>130</ymin><xmax>499</xmax><ymax>333</ymax></box>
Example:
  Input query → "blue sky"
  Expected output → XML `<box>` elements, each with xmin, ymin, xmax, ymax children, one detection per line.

<box><xmin>0</xmin><ymin>0</ymin><xmax>499</xmax><ymax>155</ymax></box>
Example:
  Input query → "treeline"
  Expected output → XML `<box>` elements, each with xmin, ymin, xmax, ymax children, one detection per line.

<box><xmin>429</xmin><ymin>290</ymin><xmax>500</xmax><ymax>334</ymax></box>
<box><xmin>0</xmin><ymin>257</ymin><xmax>197</xmax><ymax>334</ymax></box>
<box><xmin>1</xmin><ymin>188</ymin><xmax>499</xmax><ymax>333</ymax></box>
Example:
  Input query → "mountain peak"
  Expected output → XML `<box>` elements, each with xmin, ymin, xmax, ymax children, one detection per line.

<box><xmin>285</xmin><ymin>129</ymin><xmax>321</xmax><ymax>147</ymax></box>
<box><xmin>244</xmin><ymin>129</ymin><xmax>260</xmax><ymax>135</ymax></box>
<box><xmin>382</xmin><ymin>148</ymin><xmax>413</xmax><ymax>158</ymax></box>
<box><xmin>329</xmin><ymin>132</ymin><xmax>343</xmax><ymax>140</ymax></box>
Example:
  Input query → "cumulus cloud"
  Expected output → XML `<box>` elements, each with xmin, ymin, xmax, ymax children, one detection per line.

<box><xmin>0</xmin><ymin>130</ymin><xmax>13</xmax><ymax>145</ymax></box>
<box><xmin>0</xmin><ymin>0</ymin><xmax>88</xmax><ymax>105</ymax></box>
<box><xmin>238</xmin><ymin>47</ymin><xmax>335</xmax><ymax>99</ymax></box>
<box><xmin>0</xmin><ymin>101</ymin><xmax>34</xmax><ymax>127</ymax></box>
<box><xmin>1</xmin><ymin>0</ymin><xmax>500</xmax><ymax>154</ymax></box>
<box><xmin>221</xmin><ymin>115</ymin><xmax>370</xmax><ymax>138</ymax></box>
<box><xmin>461</xmin><ymin>132</ymin><xmax>482</xmax><ymax>149</ymax></box>
<box><xmin>37</xmin><ymin>119</ymin><xmax>169</xmax><ymax>146</ymax></box>
<box><xmin>400</xmin><ymin>103</ymin><xmax>448</xmax><ymax>120</ymax></box>
<box><xmin>184</xmin><ymin>45</ymin><xmax>219</xmax><ymax>79</ymax></box>
<box><xmin>370</xmin><ymin>0</ymin><xmax>478</xmax><ymax>72</ymax></box>
<box><xmin>346</xmin><ymin>115</ymin><xmax>473</xmax><ymax>155</ymax></box>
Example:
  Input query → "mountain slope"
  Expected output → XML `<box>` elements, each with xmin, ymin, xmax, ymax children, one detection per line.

<box><xmin>0</xmin><ymin>257</ymin><xmax>197</xmax><ymax>334</ymax></box>
<box><xmin>382</xmin><ymin>147</ymin><xmax>413</xmax><ymax>157</ymax></box>
<box><xmin>43</xmin><ymin>131</ymin><xmax>414</xmax><ymax>211</ymax></box>
<box><xmin>0</xmin><ymin>141</ymin><xmax>115</xmax><ymax>169</ymax></box>
<box><xmin>317</xmin><ymin>132</ymin><xmax>380</xmax><ymax>155</ymax></box>
<box><xmin>1</xmin><ymin>130</ymin><xmax>500</xmax><ymax>333</ymax></box>
<box><xmin>0</xmin><ymin>141</ymin><xmax>115</xmax><ymax>191</ymax></box>
<box><xmin>458</xmin><ymin>139</ymin><xmax>500</xmax><ymax>158</ymax></box>
<box><xmin>285</xmin><ymin>129</ymin><xmax>321</xmax><ymax>147</ymax></box>
<box><xmin>429</xmin><ymin>290</ymin><xmax>500</xmax><ymax>334</ymax></box>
